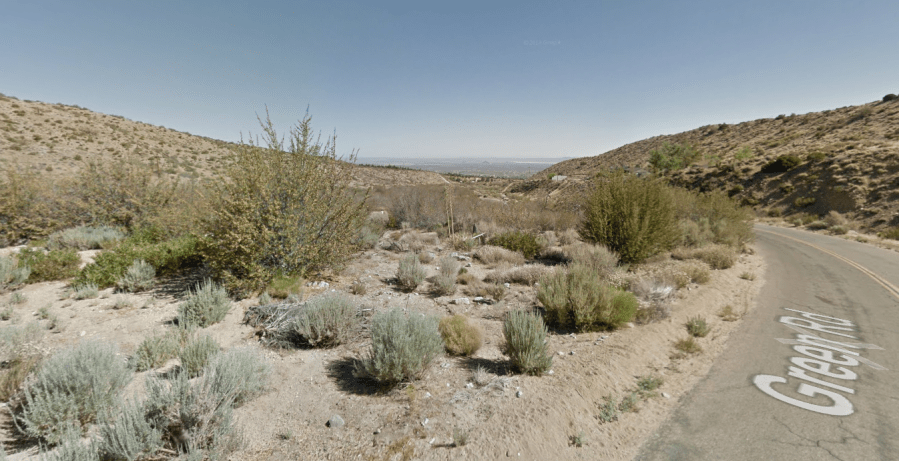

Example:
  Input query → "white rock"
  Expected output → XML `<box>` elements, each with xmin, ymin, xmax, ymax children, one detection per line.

<box><xmin>662</xmin><ymin>392</ymin><xmax>671</xmax><ymax>399</ymax></box>
<box><xmin>516</xmin><ymin>390</ymin><xmax>523</xmax><ymax>398</ymax></box>
<box><xmin>548</xmin><ymin>370</ymin><xmax>554</xmax><ymax>375</ymax></box>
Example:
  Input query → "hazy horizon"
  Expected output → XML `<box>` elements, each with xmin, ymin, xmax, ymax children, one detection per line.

<box><xmin>3</xmin><ymin>1</ymin><xmax>898</xmax><ymax>159</ymax></box>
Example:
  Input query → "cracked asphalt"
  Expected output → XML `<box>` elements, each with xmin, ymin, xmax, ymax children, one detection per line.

<box><xmin>636</xmin><ymin>224</ymin><xmax>899</xmax><ymax>461</ymax></box>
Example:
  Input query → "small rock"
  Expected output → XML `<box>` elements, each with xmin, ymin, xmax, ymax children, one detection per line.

<box><xmin>374</xmin><ymin>428</ymin><xmax>381</xmax><ymax>434</ymax></box>
<box><xmin>429</xmin><ymin>437</ymin><xmax>436</xmax><ymax>445</ymax></box>
<box><xmin>548</xmin><ymin>370</ymin><xmax>554</xmax><ymax>375</ymax></box>
<box><xmin>421</xmin><ymin>418</ymin><xmax>429</xmax><ymax>426</ymax></box>
<box><xmin>568</xmin><ymin>333</ymin><xmax>576</xmax><ymax>338</ymax></box>
<box><xmin>557</xmin><ymin>351</ymin><xmax>565</xmax><ymax>356</ymax></box>
<box><xmin>441</xmin><ymin>362</ymin><xmax>450</xmax><ymax>368</ymax></box>
<box><xmin>569</xmin><ymin>351</ymin><xmax>575</xmax><ymax>355</ymax></box>
<box><xmin>80</xmin><ymin>331</ymin><xmax>86</xmax><ymax>337</ymax></box>
<box><xmin>625</xmin><ymin>322</ymin><xmax>635</xmax><ymax>328</ymax></box>
<box><xmin>465</xmin><ymin>383</ymin><xmax>474</xmax><ymax>389</ymax></box>
<box><xmin>424</xmin><ymin>392</ymin><xmax>432</xmax><ymax>398</ymax></box>
<box><xmin>504</xmin><ymin>283</ymin><xmax>511</xmax><ymax>288</ymax></box>
<box><xmin>452</xmin><ymin>298</ymin><xmax>471</xmax><ymax>305</ymax></box>
<box><xmin>662</xmin><ymin>392</ymin><xmax>671</xmax><ymax>399</ymax></box>
<box><xmin>516</xmin><ymin>390</ymin><xmax>523</xmax><ymax>398</ymax></box>
<box><xmin>327</xmin><ymin>415</ymin><xmax>345</xmax><ymax>428</ymax></box>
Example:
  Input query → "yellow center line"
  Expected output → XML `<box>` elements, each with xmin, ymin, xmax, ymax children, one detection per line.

<box><xmin>758</xmin><ymin>228</ymin><xmax>899</xmax><ymax>302</ymax></box>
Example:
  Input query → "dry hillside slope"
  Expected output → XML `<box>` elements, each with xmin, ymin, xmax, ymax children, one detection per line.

<box><xmin>0</xmin><ymin>92</ymin><xmax>446</xmax><ymax>187</ymax></box>
<box><xmin>537</xmin><ymin>95</ymin><xmax>899</xmax><ymax>231</ymax></box>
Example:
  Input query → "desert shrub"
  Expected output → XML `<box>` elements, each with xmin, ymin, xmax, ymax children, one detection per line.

<box><xmin>71</xmin><ymin>282</ymin><xmax>99</xmax><ymax>300</ymax></box>
<box><xmin>490</xmin><ymin>231</ymin><xmax>542</xmax><ymax>259</ymax></box>
<box><xmin>203</xmin><ymin>346</ymin><xmax>271</xmax><ymax>406</ymax></box>
<box><xmin>685</xmin><ymin>316</ymin><xmax>711</xmax><ymax>337</ymax></box>
<box><xmin>438</xmin><ymin>315</ymin><xmax>483</xmax><ymax>356</ymax></box>
<box><xmin>580</xmin><ymin>173</ymin><xmax>679</xmax><ymax>263</ymax></box>
<box><xmin>131</xmin><ymin>330</ymin><xmax>182</xmax><ymax>372</ymax></box>
<box><xmin>794</xmin><ymin>196</ymin><xmax>816</xmax><ymax>208</ymax></box>
<box><xmin>396</xmin><ymin>253</ymin><xmax>426</xmax><ymax>292</ymax></box>
<box><xmin>502</xmin><ymin>310</ymin><xmax>552</xmax><ymax>375</ymax></box>
<box><xmin>47</xmin><ymin>225</ymin><xmax>124</xmax><ymax>250</ymax></box>
<box><xmin>830</xmin><ymin>225</ymin><xmax>849</xmax><ymax>235</ymax></box>
<box><xmin>648</xmin><ymin>142</ymin><xmax>700</xmax><ymax>172</ymax></box>
<box><xmin>418</xmin><ymin>251</ymin><xmax>435</xmax><ymax>264</ymax></box>
<box><xmin>562</xmin><ymin>243</ymin><xmax>619</xmax><ymax>273</ymax></box>
<box><xmin>267</xmin><ymin>274</ymin><xmax>304</xmax><ymax>299</ymax></box>
<box><xmin>75</xmin><ymin>231</ymin><xmax>202</xmax><ymax>289</ymax></box>
<box><xmin>674</xmin><ymin>337</ymin><xmax>702</xmax><ymax>354</ymax></box>
<box><xmin>0</xmin><ymin>353</ymin><xmax>41</xmax><ymax>401</ymax></box>
<box><xmin>200</xmin><ymin>113</ymin><xmax>367</xmax><ymax>296</ymax></box>
<box><xmin>538</xmin><ymin>264</ymin><xmax>637</xmax><ymax>331</ymax></box>
<box><xmin>474</xmin><ymin>245</ymin><xmax>525</xmax><ymax>266</ymax></box>
<box><xmin>806</xmin><ymin>220</ymin><xmax>829</xmax><ymax>230</ymax></box>
<box><xmin>824</xmin><ymin>210</ymin><xmax>848</xmax><ymax>227</ymax></box>
<box><xmin>469</xmin><ymin>281</ymin><xmax>507</xmax><ymax>301</ymax></box>
<box><xmin>179</xmin><ymin>333</ymin><xmax>220</xmax><ymax>378</ymax></box>
<box><xmin>16</xmin><ymin>340</ymin><xmax>132</xmax><ymax>444</ymax></box>
<box><xmin>142</xmin><ymin>370</ymin><xmax>241</xmax><ymax>458</ymax></box>
<box><xmin>884</xmin><ymin>93</ymin><xmax>898</xmax><ymax>102</ymax></box>
<box><xmin>16</xmin><ymin>248</ymin><xmax>80</xmax><ymax>282</ymax></box>
<box><xmin>350</xmin><ymin>280</ymin><xmax>367</xmax><ymax>295</ymax></box>
<box><xmin>484</xmin><ymin>263</ymin><xmax>552</xmax><ymax>286</ymax></box>
<box><xmin>99</xmin><ymin>398</ymin><xmax>162</xmax><ymax>461</ymax></box>
<box><xmin>880</xmin><ymin>227</ymin><xmax>899</xmax><ymax>241</ymax></box>
<box><xmin>41</xmin><ymin>424</ymin><xmax>101</xmax><ymax>460</ymax></box>
<box><xmin>178</xmin><ymin>279</ymin><xmax>232</xmax><ymax>328</ymax></box>
<box><xmin>355</xmin><ymin>308</ymin><xmax>444</xmax><ymax>385</ymax></box>
<box><xmin>0</xmin><ymin>255</ymin><xmax>30</xmax><ymax>290</ymax></box>
<box><xmin>290</xmin><ymin>294</ymin><xmax>359</xmax><ymax>347</ymax></box>
<box><xmin>682</xmin><ymin>261</ymin><xmax>712</xmax><ymax>284</ymax></box>
<box><xmin>116</xmin><ymin>259</ymin><xmax>155</xmax><ymax>293</ymax></box>
<box><xmin>761</xmin><ymin>155</ymin><xmax>802</xmax><ymax>173</ymax></box>
<box><xmin>433</xmin><ymin>256</ymin><xmax>461</xmax><ymax>296</ymax></box>
<box><xmin>673</xmin><ymin>190</ymin><xmax>754</xmax><ymax>249</ymax></box>
<box><xmin>357</xmin><ymin>224</ymin><xmax>382</xmax><ymax>250</ymax></box>
<box><xmin>672</xmin><ymin>244</ymin><xmax>737</xmax><ymax>269</ymax></box>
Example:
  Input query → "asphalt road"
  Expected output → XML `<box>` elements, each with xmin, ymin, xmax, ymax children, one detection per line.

<box><xmin>636</xmin><ymin>224</ymin><xmax>899</xmax><ymax>461</ymax></box>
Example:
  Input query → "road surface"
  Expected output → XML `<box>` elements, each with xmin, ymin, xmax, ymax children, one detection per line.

<box><xmin>636</xmin><ymin>224</ymin><xmax>899</xmax><ymax>461</ymax></box>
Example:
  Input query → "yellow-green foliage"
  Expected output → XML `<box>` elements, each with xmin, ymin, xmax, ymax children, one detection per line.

<box><xmin>200</xmin><ymin>112</ymin><xmax>367</xmax><ymax>296</ymax></box>
<box><xmin>672</xmin><ymin>190</ymin><xmax>754</xmax><ymax>248</ymax></box>
<box><xmin>17</xmin><ymin>248</ymin><xmax>80</xmax><ymax>282</ymax></box>
<box><xmin>438</xmin><ymin>315</ymin><xmax>483</xmax><ymax>356</ymax></box>
<box><xmin>502</xmin><ymin>310</ymin><xmax>552</xmax><ymax>375</ymax></box>
<box><xmin>580</xmin><ymin>173</ymin><xmax>680</xmax><ymax>264</ymax></box>
<box><xmin>538</xmin><ymin>263</ymin><xmax>637</xmax><ymax>331</ymax></box>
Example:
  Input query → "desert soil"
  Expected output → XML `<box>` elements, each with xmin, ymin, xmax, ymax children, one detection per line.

<box><xmin>0</xmin><ymin>235</ymin><xmax>765</xmax><ymax>461</ymax></box>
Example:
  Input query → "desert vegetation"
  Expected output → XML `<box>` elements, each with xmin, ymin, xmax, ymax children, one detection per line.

<box><xmin>0</xmin><ymin>94</ymin><xmax>763</xmax><ymax>459</ymax></box>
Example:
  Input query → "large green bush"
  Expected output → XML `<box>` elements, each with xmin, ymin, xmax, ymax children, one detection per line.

<box><xmin>200</xmin><ymin>112</ymin><xmax>367</xmax><ymax>296</ymax></box>
<box><xmin>355</xmin><ymin>308</ymin><xmax>444</xmax><ymax>385</ymax></box>
<box><xmin>490</xmin><ymin>231</ymin><xmax>542</xmax><ymax>259</ymax></box>
<box><xmin>16</xmin><ymin>341</ymin><xmax>132</xmax><ymax>444</ymax></box>
<box><xmin>537</xmin><ymin>264</ymin><xmax>637</xmax><ymax>331</ymax></box>
<box><xmin>75</xmin><ymin>230</ymin><xmax>202</xmax><ymax>289</ymax></box>
<box><xmin>579</xmin><ymin>173</ymin><xmax>680</xmax><ymax>263</ymax></box>
<box><xmin>648</xmin><ymin>142</ymin><xmax>700</xmax><ymax>172</ymax></box>
<box><xmin>502</xmin><ymin>310</ymin><xmax>552</xmax><ymax>375</ymax></box>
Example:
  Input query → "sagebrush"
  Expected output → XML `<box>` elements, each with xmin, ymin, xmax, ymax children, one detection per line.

<box><xmin>355</xmin><ymin>308</ymin><xmax>444</xmax><ymax>385</ymax></box>
<box><xmin>538</xmin><ymin>264</ymin><xmax>637</xmax><ymax>331</ymax></box>
<box><xmin>502</xmin><ymin>310</ymin><xmax>552</xmax><ymax>375</ymax></box>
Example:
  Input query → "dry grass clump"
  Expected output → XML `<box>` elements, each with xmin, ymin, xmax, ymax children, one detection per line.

<box><xmin>474</xmin><ymin>245</ymin><xmax>525</xmax><ymax>266</ymax></box>
<box><xmin>630</xmin><ymin>277</ymin><xmax>675</xmax><ymax>324</ymax></box>
<box><xmin>0</xmin><ymin>255</ymin><xmax>30</xmax><ymax>291</ymax></box>
<box><xmin>718</xmin><ymin>305</ymin><xmax>741</xmax><ymax>321</ymax></box>
<box><xmin>636</xmin><ymin>260</ymin><xmax>710</xmax><ymax>289</ymax></box>
<box><xmin>397</xmin><ymin>231</ymin><xmax>439</xmax><ymax>252</ymax></box>
<box><xmin>685</xmin><ymin>316</ymin><xmax>711</xmax><ymax>337</ymax></box>
<box><xmin>467</xmin><ymin>281</ymin><xmax>507</xmax><ymax>301</ymax></box>
<box><xmin>47</xmin><ymin>225</ymin><xmax>124</xmax><ymax>250</ymax></box>
<box><xmin>433</xmin><ymin>257</ymin><xmax>460</xmax><ymax>296</ymax></box>
<box><xmin>244</xmin><ymin>294</ymin><xmax>360</xmax><ymax>348</ymax></box>
<box><xmin>671</xmin><ymin>244</ymin><xmax>737</xmax><ymax>269</ymax></box>
<box><xmin>673</xmin><ymin>337</ymin><xmax>702</xmax><ymax>354</ymax></box>
<box><xmin>562</xmin><ymin>242</ymin><xmax>619</xmax><ymax>273</ymax></box>
<box><xmin>484</xmin><ymin>263</ymin><xmax>554</xmax><ymax>286</ymax></box>
<box><xmin>438</xmin><ymin>315</ymin><xmax>483</xmax><ymax>356</ymax></box>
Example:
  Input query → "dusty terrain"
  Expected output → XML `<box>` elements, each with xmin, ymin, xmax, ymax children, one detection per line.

<box><xmin>0</xmin><ymin>231</ymin><xmax>764</xmax><ymax>460</ymax></box>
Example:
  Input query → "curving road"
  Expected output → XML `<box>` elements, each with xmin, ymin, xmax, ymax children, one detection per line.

<box><xmin>636</xmin><ymin>223</ymin><xmax>899</xmax><ymax>461</ymax></box>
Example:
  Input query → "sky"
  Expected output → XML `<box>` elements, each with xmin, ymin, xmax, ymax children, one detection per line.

<box><xmin>2</xmin><ymin>1</ymin><xmax>898</xmax><ymax>159</ymax></box>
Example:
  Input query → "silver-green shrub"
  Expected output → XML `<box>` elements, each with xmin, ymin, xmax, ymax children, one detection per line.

<box><xmin>396</xmin><ymin>254</ymin><xmax>425</xmax><ymax>292</ymax></box>
<box><xmin>0</xmin><ymin>255</ymin><xmax>30</xmax><ymax>290</ymax></box>
<box><xmin>72</xmin><ymin>282</ymin><xmax>99</xmax><ymax>300</ymax></box>
<box><xmin>99</xmin><ymin>398</ymin><xmax>162</xmax><ymax>460</ymax></box>
<box><xmin>39</xmin><ymin>423</ymin><xmax>100</xmax><ymax>460</ymax></box>
<box><xmin>203</xmin><ymin>346</ymin><xmax>271</xmax><ymax>407</ymax></box>
<box><xmin>178</xmin><ymin>279</ymin><xmax>231</xmax><ymax>328</ymax></box>
<box><xmin>538</xmin><ymin>263</ymin><xmax>637</xmax><ymax>331</ymax></box>
<box><xmin>48</xmin><ymin>225</ymin><xmax>124</xmax><ymax>250</ymax></box>
<box><xmin>131</xmin><ymin>330</ymin><xmax>182</xmax><ymax>372</ymax></box>
<box><xmin>355</xmin><ymin>308</ymin><xmax>444</xmax><ymax>384</ymax></box>
<box><xmin>116</xmin><ymin>259</ymin><xmax>155</xmax><ymax>293</ymax></box>
<box><xmin>179</xmin><ymin>333</ymin><xmax>220</xmax><ymax>378</ymax></box>
<box><xmin>17</xmin><ymin>341</ymin><xmax>132</xmax><ymax>444</ymax></box>
<box><xmin>502</xmin><ymin>310</ymin><xmax>552</xmax><ymax>375</ymax></box>
<box><xmin>291</xmin><ymin>294</ymin><xmax>359</xmax><ymax>347</ymax></box>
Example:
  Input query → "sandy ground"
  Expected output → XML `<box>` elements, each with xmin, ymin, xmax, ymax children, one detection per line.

<box><xmin>0</xmin><ymin>236</ymin><xmax>765</xmax><ymax>461</ymax></box>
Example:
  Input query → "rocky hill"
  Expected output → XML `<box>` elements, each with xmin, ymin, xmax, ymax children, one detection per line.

<box><xmin>0</xmin><ymin>93</ymin><xmax>446</xmax><ymax>187</ymax></box>
<box><xmin>536</xmin><ymin>95</ymin><xmax>899</xmax><ymax>231</ymax></box>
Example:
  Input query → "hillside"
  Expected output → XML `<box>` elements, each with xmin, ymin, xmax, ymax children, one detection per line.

<box><xmin>0</xmin><ymin>93</ymin><xmax>446</xmax><ymax>187</ymax></box>
<box><xmin>536</xmin><ymin>95</ymin><xmax>899</xmax><ymax>231</ymax></box>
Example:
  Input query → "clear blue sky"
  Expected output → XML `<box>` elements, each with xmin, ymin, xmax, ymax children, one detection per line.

<box><xmin>2</xmin><ymin>1</ymin><xmax>897</xmax><ymax>158</ymax></box>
